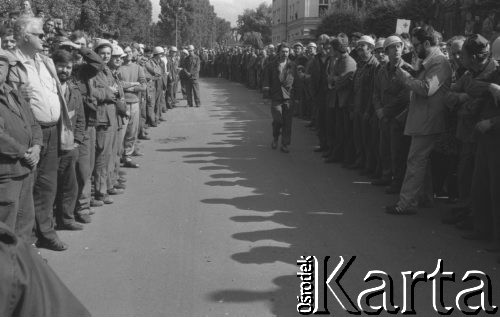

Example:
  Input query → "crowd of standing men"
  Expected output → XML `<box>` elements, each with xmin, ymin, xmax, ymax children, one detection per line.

<box><xmin>0</xmin><ymin>11</ymin><xmax>204</xmax><ymax>252</ymax></box>
<box><xmin>204</xmin><ymin>27</ymin><xmax>500</xmax><ymax>264</ymax></box>
<box><xmin>0</xmin><ymin>5</ymin><xmax>206</xmax><ymax>313</ymax></box>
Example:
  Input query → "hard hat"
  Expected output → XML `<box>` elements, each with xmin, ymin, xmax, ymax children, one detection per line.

<box><xmin>153</xmin><ymin>46</ymin><xmax>165</xmax><ymax>55</ymax></box>
<box><xmin>293</xmin><ymin>42</ymin><xmax>304</xmax><ymax>48</ymax></box>
<box><xmin>384</xmin><ymin>35</ymin><xmax>403</xmax><ymax>50</ymax></box>
<box><xmin>375</xmin><ymin>38</ymin><xmax>386</xmax><ymax>50</ymax></box>
<box><xmin>181</xmin><ymin>49</ymin><xmax>189</xmax><ymax>55</ymax></box>
<box><xmin>357</xmin><ymin>35</ymin><xmax>375</xmax><ymax>47</ymax></box>
<box><xmin>306</xmin><ymin>42</ymin><xmax>317</xmax><ymax>48</ymax></box>
<box><xmin>492</xmin><ymin>36</ymin><xmax>500</xmax><ymax>60</ymax></box>
<box><xmin>187</xmin><ymin>45</ymin><xmax>195</xmax><ymax>51</ymax></box>
<box><xmin>170</xmin><ymin>46</ymin><xmax>178</xmax><ymax>52</ymax></box>
<box><xmin>111</xmin><ymin>44</ymin><xmax>126</xmax><ymax>57</ymax></box>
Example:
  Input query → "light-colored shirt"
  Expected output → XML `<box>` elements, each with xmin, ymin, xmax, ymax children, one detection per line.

<box><xmin>23</xmin><ymin>54</ymin><xmax>61</xmax><ymax>124</ymax></box>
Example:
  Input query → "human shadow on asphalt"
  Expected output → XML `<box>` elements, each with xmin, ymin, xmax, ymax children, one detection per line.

<box><xmin>156</xmin><ymin>78</ymin><xmax>500</xmax><ymax>317</ymax></box>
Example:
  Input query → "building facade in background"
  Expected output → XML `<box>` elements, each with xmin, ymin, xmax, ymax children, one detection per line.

<box><xmin>271</xmin><ymin>0</ymin><xmax>331</xmax><ymax>43</ymax></box>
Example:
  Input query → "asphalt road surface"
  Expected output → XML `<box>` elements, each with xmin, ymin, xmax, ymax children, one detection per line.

<box><xmin>43</xmin><ymin>78</ymin><xmax>500</xmax><ymax>317</ymax></box>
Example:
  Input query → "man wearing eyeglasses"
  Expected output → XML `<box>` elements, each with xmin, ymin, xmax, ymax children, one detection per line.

<box><xmin>6</xmin><ymin>16</ymin><xmax>73</xmax><ymax>251</ymax></box>
<box><xmin>385</xmin><ymin>26</ymin><xmax>452</xmax><ymax>215</ymax></box>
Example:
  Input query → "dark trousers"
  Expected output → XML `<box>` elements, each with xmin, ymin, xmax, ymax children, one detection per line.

<box><xmin>471</xmin><ymin>138</ymin><xmax>500</xmax><ymax>244</ymax></box>
<box><xmin>145</xmin><ymin>82</ymin><xmax>156</xmax><ymax>126</ymax></box>
<box><xmin>94</xmin><ymin>122</ymin><xmax>115</xmax><ymax>200</ymax></box>
<box><xmin>271</xmin><ymin>100</ymin><xmax>293</xmax><ymax>146</ymax></box>
<box><xmin>138</xmin><ymin>94</ymin><xmax>148</xmax><ymax>137</ymax></box>
<box><xmin>457</xmin><ymin>142</ymin><xmax>476</xmax><ymax>206</ymax></box>
<box><xmin>316</xmin><ymin>94</ymin><xmax>328</xmax><ymax>149</ymax></box>
<box><xmin>325</xmin><ymin>106</ymin><xmax>336</xmax><ymax>155</ymax></box>
<box><xmin>181</xmin><ymin>79</ymin><xmax>187</xmax><ymax>98</ymax></box>
<box><xmin>34</xmin><ymin>125</ymin><xmax>59</xmax><ymax>242</ymax></box>
<box><xmin>333</xmin><ymin>107</ymin><xmax>355</xmax><ymax>164</ymax></box>
<box><xmin>0</xmin><ymin>173</ymin><xmax>35</xmax><ymax>242</ymax></box>
<box><xmin>352</xmin><ymin>112</ymin><xmax>366</xmax><ymax>167</ymax></box>
<box><xmin>154</xmin><ymin>81</ymin><xmax>166</xmax><ymax>121</ymax></box>
<box><xmin>379</xmin><ymin>117</ymin><xmax>410</xmax><ymax>187</ymax></box>
<box><xmin>56</xmin><ymin>149</ymin><xmax>78</xmax><ymax>225</ymax></box>
<box><xmin>186</xmin><ymin>78</ymin><xmax>201</xmax><ymax>107</ymax></box>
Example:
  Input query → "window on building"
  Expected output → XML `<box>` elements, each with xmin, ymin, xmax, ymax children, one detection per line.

<box><xmin>319</xmin><ymin>0</ymin><xmax>328</xmax><ymax>17</ymax></box>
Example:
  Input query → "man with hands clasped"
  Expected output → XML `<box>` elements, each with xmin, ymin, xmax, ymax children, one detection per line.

<box><xmin>0</xmin><ymin>50</ymin><xmax>41</xmax><ymax>242</ymax></box>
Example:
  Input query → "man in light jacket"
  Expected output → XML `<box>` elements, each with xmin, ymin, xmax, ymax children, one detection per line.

<box><xmin>7</xmin><ymin>16</ymin><xmax>73</xmax><ymax>250</ymax></box>
<box><xmin>386</xmin><ymin>26</ymin><xmax>452</xmax><ymax>215</ymax></box>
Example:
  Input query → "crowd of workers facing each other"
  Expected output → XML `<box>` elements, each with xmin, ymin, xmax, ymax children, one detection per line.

<box><xmin>0</xmin><ymin>13</ymin><xmax>203</xmax><ymax>254</ymax></box>
<box><xmin>204</xmin><ymin>27</ymin><xmax>500</xmax><ymax>264</ymax></box>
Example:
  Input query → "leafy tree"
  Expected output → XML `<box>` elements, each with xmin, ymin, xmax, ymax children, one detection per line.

<box><xmin>215</xmin><ymin>17</ymin><xmax>231</xmax><ymax>44</ymax></box>
<box><xmin>242</xmin><ymin>31</ymin><xmax>263</xmax><ymax>48</ymax></box>
<box><xmin>315</xmin><ymin>8</ymin><xmax>364</xmax><ymax>37</ymax></box>
<box><xmin>364</xmin><ymin>2</ymin><xmax>400</xmax><ymax>37</ymax></box>
<box><xmin>236</xmin><ymin>2</ymin><xmax>272</xmax><ymax>44</ymax></box>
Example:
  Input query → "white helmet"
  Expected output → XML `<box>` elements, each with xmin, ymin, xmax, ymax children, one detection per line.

<box><xmin>492</xmin><ymin>37</ymin><xmax>500</xmax><ymax>60</ymax></box>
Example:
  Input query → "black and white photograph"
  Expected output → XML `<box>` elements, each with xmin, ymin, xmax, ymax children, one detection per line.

<box><xmin>1</xmin><ymin>0</ymin><xmax>500</xmax><ymax>316</ymax></box>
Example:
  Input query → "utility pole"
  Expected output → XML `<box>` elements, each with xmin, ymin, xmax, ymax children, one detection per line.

<box><xmin>175</xmin><ymin>12</ymin><xmax>178</xmax><ymax>48</ymax></box>
<box><xmin>285</xmin><ymin>0</ymin><xmax>289</xmax><ymax>42</ymax></box>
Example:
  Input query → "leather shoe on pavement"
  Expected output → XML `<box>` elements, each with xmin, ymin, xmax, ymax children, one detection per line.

<box><xmin>108</xmin><ymin>188</ymin><xmax>124</xmax><ymax>195</ymax></box>
<box><xmin>36</xmin><ymin>238</ymin><xmax>68</xmax><ymax>251</ymax></box>
<box><xmin>371</xmin><ymin>178</ymin><xmax>392</xmax><ymax>186</ymax></box>
<box><xmin>280</xmin><ymin>145</ymin><xmax>290</xmax><ymax>153</ymax></box>
<box><xmin>57</xmin><ymin>222</ymin><xmax>83</xmax><ymax>231</ymax></box>
<box><xmin>123</xmin><ymin>160</ymin><xmax>139</xmax><ymax>168</ymax></box>
<box><xmin>90</xmin><ymin>199</ymin><xmax>104</xmax><ymax>207</ymax></box>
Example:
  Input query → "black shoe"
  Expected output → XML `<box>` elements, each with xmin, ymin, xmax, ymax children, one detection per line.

<box><xmin>280</xmin><ymin>145</ymin><xmax>290</xmax><ymax>153</ymax></box>
<box><xmin>371</xmin><ymin>178</ymin><xmax>392</xmax><ymax>186</ymax></box>
<box><xmin>462</xmin><ymin>232</ymin><xmax>488</xmax><ymax>241</ymax></box>
<box><xmin>132</xmin><ymin>151</ymin><xmax>144</xmax><ymax>157</ymax></box>
<box><xmin>441</xmin><ymin>207</ymin><xmax>469</xmax><ymax>225</ymax></box>
<box><xmin>57</xmin><ymin>222</ymin><xmax>84</xmax><ymax>231</ymax></box>
<box><xmin>313</xmin><ymin>146</ymin><xmax>327</xmax><ymax>153</ymax></box>
<box><xmin>90</xmin><ymin>199</ymin><xmax>104</xmax><ymax>207</ymax></box>
<box><xmin>138</xmin><ymin>135</ymin><xmax>151</xmax><ymax>140</ymax></box>
<box><xmin>114</xmin><ymin>183</ymin><xmax>126</xmax><ymax>190</ymax></box>
<box><xmin>36</xmin><ymin>238</ymin><xmax>68</xmax><ymax>251</ymax></box>
<box><xmin>123</xmin><ymin>159</ymin><xmax>139</xmax><ymax>168</ymax></box>
<box><xmin>108</xmin><ymin>188</ymin><xmax>124</xmax><ymax>195</ymax></box>
<box><xmin>322</xmin><ymin>151</ymin><xmax>332</xmax><ymax>158</ymax></box>
<box><xmin>324</xmin><ymin>157</ymin><xmax>340</xmax><ymax>164</ymax></box>
<box><xmin>76</xmin><ymin>210</ymin><xmax>92</xmax><ymax>224</ymax></box>
<box><xmin>385</xmin><ymin>205</ymin><xmax>417</xmax><ymax>215</ymax></box>
<box><xmin>456</xmin><ymin>217</ymin><xmax>474</xmax><ymax>230</ymax></box>
<box><xmin>385</xmin><ymin>185</ymin><xmax>401</xmax><ymax>195</ymax></box>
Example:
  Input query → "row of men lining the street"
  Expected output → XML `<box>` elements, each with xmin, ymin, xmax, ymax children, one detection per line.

<box><xmin>209</xmin><ymin>28</ymin><xmax>500</xmax><ymax>265</ymax></box>
<box><xmin>0</xmin><ymin>15</ymin><xmax>203</xmax><ymax>253</ymax></box>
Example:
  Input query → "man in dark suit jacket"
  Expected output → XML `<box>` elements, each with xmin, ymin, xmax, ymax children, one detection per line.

<box><xmin>263</xmin><ymin>43</ymin><xmax>295</xmax><ymax>153</ymax></box>
<box><xmin>180</xmin><ymin>45</ymin><xmax>201</xmax><ymax>107</ymax></box>
<box><xmin>0</xmin><ymin>50</ymin><xmax>41</xmax><ymax>242</ymax></box>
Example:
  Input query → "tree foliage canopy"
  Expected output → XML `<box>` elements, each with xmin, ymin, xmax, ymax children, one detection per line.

<box><xmin>1</xmin><ymin>0</ymin><xmax>152</xmax><ymax>43</ymax></box>
<box><xmin>236</xmin><ymin>2</ymin><xmax>272</xmax><ymax>45</ymax></box>
<box><xmin>157</xmin><ymin>0</ymin><xmax>230</xmax><ymax>48</ymax></box>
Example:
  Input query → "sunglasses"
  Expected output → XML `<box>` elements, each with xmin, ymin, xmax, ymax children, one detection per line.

<box><xmin>29</xmin><ymin>32</ymin><xmax>45</xmax><ymax>39</ymax></box>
